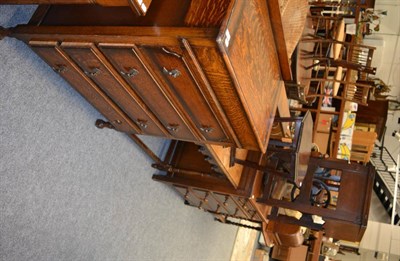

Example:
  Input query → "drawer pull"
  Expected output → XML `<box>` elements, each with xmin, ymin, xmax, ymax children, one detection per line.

<box><xmin>162</xmin><ymin>67</ymin><xmax>181</xmax><ymax>78</ymax></box>
<box><xmin>200</xmin><ymin>126</ymin><xmax>214</xmax><ymax>133</ymax></box>
<box><xmin>120</xmin><ymin>68</ymin><xmax>139</xmax><ymax>78</ymax></box>
<box><xmin>223</xmin><ymin>195</ymin><xmax>229</xmax><ymax>206</ymax></box>
<box><xmin>166</xmin><ymin>124</ymin><xmax>180</xmax><ymax>132</ymax></box>
<box><xmin>202</xmin><ymin>192</ymin><xmax>209</xmax><ymax>202</ymax></box>
<box><xmin>84</xmin><ymin>67</ymin><xmax>101</xmax><ymax>77</ymax></box>
<box><xmin>52</xmin><ymin>65</ymin><xmax>67</xmax><ymax>74</ymax></box>
<box><xmin>184</xmin><ymin>190</ymin><xmax>189</xmax><ymax>200</ymax></box>
<box><xmin>161</xmin><ymin>47</ymin><xmax>182</xmax><ymax>58</ymax></box>
<box><xmin>95</xmin><ymin>119</ymin><xmax>115</xmax><ymax>130</ymax></box>
<box><xmin>198</xmin><ymin>201</ymin><xmax>204</xmax><ymax>210</ymax></box>
<box><xmin>135</xmin><ymin>119</ymin><xmax>148</xmax><ymax>129</ymax></box>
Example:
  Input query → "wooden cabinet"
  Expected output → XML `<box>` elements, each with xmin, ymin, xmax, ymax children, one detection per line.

<box><xmin>6</xmin><ymin>0</ymin><xmax>285</xmax><ymax>152</ymax></box>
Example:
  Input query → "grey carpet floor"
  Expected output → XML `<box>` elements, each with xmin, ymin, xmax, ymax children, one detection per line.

<box><xmin>0</xmin><ymin>6</ymin><xmax>238</xmax><ymax>261</ymax></box>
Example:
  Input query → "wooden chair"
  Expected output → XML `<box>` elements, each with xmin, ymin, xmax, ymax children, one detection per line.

<box><xmin>230</xmin><ymin>111</ymin><xmax>313</xmax><ymax>184</ymax></box>
<box><xmin>306</xmin><ymin>15</ymin><xmax>344</xmax><ymax>41</ymax></box>
<box><xmin>349</xmin><ymin>130</ymin><xmax>377</xmax><ymax>164</ymax></box>
<box><xmin>301</xmin><ymin>39</ymin><xmax>377</xmax><ymax>77</ymax></box>
<box><xmin>330</xmin><ymin>129</ymin><xmax>377</xmax><ymax>164</ymax></box>
<box><xmin>305</xmin><ymin>76</ymin><xmax>372</xmax><ymax>106</ymax></box>
<box><xmin>266</xmin><ymin>220</ymin><xmax>304</xmax><ymax>247</ymax></box>
<box><xmin>259</xmin><ymin>156</ymin><xmax>375</xmax><ymax>242</ymax></box>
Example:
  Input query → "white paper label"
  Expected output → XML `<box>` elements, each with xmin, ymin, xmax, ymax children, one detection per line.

<box><xmin>224</xmin><ymin>29</ymin><xmax>231</xmax><ymax>48</ymax></box>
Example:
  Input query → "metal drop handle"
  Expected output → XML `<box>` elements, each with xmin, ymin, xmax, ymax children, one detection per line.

<box><xmin>95</xmin><ymin>119</ymin><xmax>121</xmax><ymax>130</ymax></box>
<box><xmin>84</xmin><ymin>67</ymin><xmax>101</xmax><ymax>77</ymax></box>
<box><xmin>120</xmin><ymin>68</ymin><xmax>139</xmax><ymax>78</ymax></box>
<box><xmin>162</xmin><ymin>67</ymin><xmax>181</xmax><ymax>78</ymax></box>
<box><xmin>52</xmin><ymin>65</ymin><xmax>67</xmax><ymax>74</ymax></box>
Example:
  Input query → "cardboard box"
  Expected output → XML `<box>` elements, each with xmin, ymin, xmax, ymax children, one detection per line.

<box><xmin>314</xmin><ymin>132</ymin><xmax>330</xmax><ymax>154</ymax></box>
<box><xmin>316</xmin><ymin>114</ymin><xmax>334</xmax><ymax>133</ymax></box>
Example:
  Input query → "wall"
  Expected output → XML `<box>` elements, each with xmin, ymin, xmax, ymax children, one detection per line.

<box><xmin>365</xmin><ymin>0</ymin><xmax>400</xmax><ymax>155</ymax></box>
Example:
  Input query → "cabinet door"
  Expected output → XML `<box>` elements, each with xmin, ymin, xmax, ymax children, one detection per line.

<box><xmin>29</xmin><ymin>40</ymin><xmax>139</xmax><ymax>134</ymax></box>
<box><xmin>139</xmin><ymin>45</ymin><xmax>231</xmax><ymax>144</ymax></box>
<box><xmin>60</xmin><ymin>42</ymin><xmax>167</xmax><ymax>137</ymax></box>
<box><xmin>99</xmin><ymin>44</ymin><xmax>197</xmax><ymax>141</ymax></box>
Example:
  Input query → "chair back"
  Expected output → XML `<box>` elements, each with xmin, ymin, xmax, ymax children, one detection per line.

<box><xmin>347</xmin><ymin>42</ymin><xmax>376</xmax><ymax>79</ymax></box>
<box><xmin>305</xmin><ymin>77</ymin><xmax>372</xmax><ymax>106</ymax></box>
<box><xmin>350</xmin><ymin>130</ymin><xmax>377</xmax><ymax>164</ymax></box>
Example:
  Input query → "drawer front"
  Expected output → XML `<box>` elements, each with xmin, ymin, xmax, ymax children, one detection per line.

<box><xmin>99</xmin><ymin>45</ymin><xmax>197</xmax><ymax>141</ymax></box>
<box><xmin>29</xmin><ymin>41</ymin><xmax>139</xmax><ymax>134</ymax></box>
<box><xmin>235</xmin><ymin>197</ymin><xmax>262</xmax><ymax>222</ymax></box>
<box><xmin>174</xmin><ymin>185</ymin><xmax>203</xmax><ymax>209</ymax></box>
<box><xmin>191</xmin><ymin>188</ymin><xmax>220</xmax><ymax>212</ymax></box>
<box><xmin>213</xmin><ymin>193</ymin><xmax>248</xmax><ymax>219</ymax></box>
<box><xmin>140</xmin><ymin>45</ymin><xmax>230</xmax><ymax>143</ymax></box>
<box><xmin>61</xmin><ymin>42</ymin><xmax>166</xmax><ymax>137</ymax></box>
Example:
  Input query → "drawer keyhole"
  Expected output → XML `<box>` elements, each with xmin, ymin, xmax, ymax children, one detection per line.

<box><xmin>166</xmin><ymin>124</ymin><xmax>180</xmax><ymax>133</ymax></box>
<box><xmin>200</xmin><ymin>126</ymin><xmax>214</xmax><ymax>133</ymax></box>
<box><xmin>84</xmin><ymin>67</ymin><xmax>101</xmax><ymax>77</ymax></box>
<box><xmin>135</xmin><ymin>119</ymin><xmax>148</xmax><ymax>129</ymax></box>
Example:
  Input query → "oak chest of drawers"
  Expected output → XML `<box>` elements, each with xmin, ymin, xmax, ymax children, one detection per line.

<box><xmin>6</xmin><ymin>0</ymin><xmax>284</xmax><ymax>152</ymax></box>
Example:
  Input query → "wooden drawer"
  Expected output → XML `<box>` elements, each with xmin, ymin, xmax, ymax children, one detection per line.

<box><xmin>212</xmin><ymin>193</ymin><xmax>248</xmax><ymax>219</ymax></box>
<box><xmin>99</xmin><ymin>44</ymin><xmax>197</xmax><ymax>141</ymax></box>
<box><xmin>139</xmin><ymin>45</ymin><xmax>230</xmax><ymax>144</ymax></box>
<box><xmin>191</xmin><ymin>188</ymin><xmax>220</xmax><ymax>212</ymax></box>
<box><xmin>29</xmin><ymin>40</ymin><xmax>139</xmax><ymax>134</ymax></box>
<box><xmin>60</xmin><ymin>42</ymin><xmax>167</xmax><ymax>137</ymax></box>
<box><xmin>235</xmin><ymin>197</ymin><xmax>262</xmax><ymax>222</ymax></box>
<box><xmin>174</xmin><ymin>185</ymin><xmax>203</xmax><ymax>209</ymax></box>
